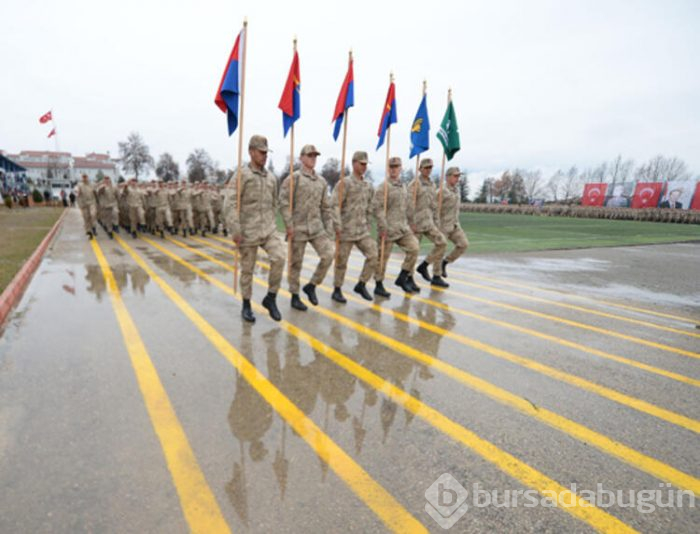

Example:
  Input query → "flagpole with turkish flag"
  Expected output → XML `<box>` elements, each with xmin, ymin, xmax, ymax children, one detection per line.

<box><xmin>215</xmin><ymin>18</ymin><xmax>247</xmax><ymax>293</ymax></box>
<box><xmin>278</xmin><ymin>36</ymin><xmax>300</xmax><ymax>282</ymax></box>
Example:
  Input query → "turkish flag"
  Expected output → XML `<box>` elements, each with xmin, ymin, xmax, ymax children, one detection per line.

<box><xmin>47</xmin><ymin>128</ymin><xmax>56</xmax><ymax>138</ymax></box>
<box><xmin>581</xmin><ymin>183</ymin><xmax>607</xmax><ymax>206</ymax></box>
<box><xmin>39</xmin><ymin>111</ymin><xmax>52</xmax><ymax>124</ymax></box>
<box><xmin>690</xmin><ymin>182</ymin><xmax>700</xmax><ymax>211</ymax></box>
<box><xmin>631</xmin><ymin>182</ymin><xmax>664</xmax><ymax>209</ymax></box>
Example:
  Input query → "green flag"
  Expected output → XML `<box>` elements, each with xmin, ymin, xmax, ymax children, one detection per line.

<box><xmin>436</xmin><ymin>100</ymin><xmax>460</xmax><ymax>161</ymax></box>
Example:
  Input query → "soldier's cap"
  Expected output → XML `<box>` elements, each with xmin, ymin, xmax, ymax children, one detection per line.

<box><xmin>300</xmin><ymin>144</ymin><xmax>321</xmax><ymax>157</ymax></box>
<box><xmin>446</xmin><ymin>166</ymin><xmax>463</xmax><ymax>177</ymax></box>
<box><xmin>419</xmin><ymin>158</ymin><xmax>434</xmax><ymax>169</ymax></box>
<box><xmin>352</xmin><ymin>150</ymin><xmax>369</xmax><ymax>163</ymax></box>
<box><xmin>388</xmin><ymin>156</ymin><xmax>402</xmax><ymax>167</ymax></box>
<box><xmin>249</xmin><ymin>135</ymin><xmax>272</xmax><ymax>152</ymax></box>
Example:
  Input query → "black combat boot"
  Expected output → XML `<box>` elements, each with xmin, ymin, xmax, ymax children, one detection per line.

<box><xmin>302</xmin><ymin>283</ymin><xmax>318</xmax><ymax>306</ymax></box>
<box><xmin>291</xmin><ymin>293</ymin><xmax>308</xmax><ymax>311</ymax></box>
<box><xmin>108</xmin><ymin>230</ymin><xmax>114</xmax><ymax>239</ymax></box>
<box><xmin>431</xmin><ymin>275</ymin><xmax>449</xmax><ymax>288</ymax></box>
<box><xmin>182</xmin><ymin>228</ymin><xmax>187</xmax><ymax>237</ymax></box>
<box><xmin>92</xmin><ymin>226</ymin><xmax>97</xmax><ymax>236</ymax></box>
<box><xmin>407</xmin><ymin>274</ymin><xmax>420</xmax><ymax>293</ymax></box>
<box><xmin>442</xmin><ymin>259</ymin><xmax>449</xmax><ymax>278</ymax></box>
<box><xmin>416</xmin><ymin>261</ymin><xmax>431</xmax><ymax>282</ymax></box>
<box><xmin>262</xmin><ymin>292</ymin><xmax>282</xmax><ymax>321</ymax></box>
<box><xmin>160</xmin><ymin>228</ymin><xmax>165</xmax><ymax>238</ymax></box>
<box><xmin>241</xmin><ymin>299</ymin><xmax>256</xmax><ymax>323</ymax></box>
<box><xmin>353</xmin><ymin>281</ymin><xmax>372</xmax><ymax>301</ymax></box>
<box><xmin>223</xmin><ymin>228</ymin><xmax>228</xmax><ymax>237</ymax></box>
<box><xmin>374</xmin><ymin>281</ymin><xmax>390</xmax><ymax>299</ymax></box>
<box><xmin>87</xmin><ymin>231</ymin><xmax>93</xmax><ymax>240</ymax></box>
<box><xmin>332</xmin><ymin>287</ymin><xmax>347</xmax><ymax>303</ymax></box>
<box><xmin>394</xmin><ymin>270</ymin><xmax>412</xmax><ymax>293</ymax></box>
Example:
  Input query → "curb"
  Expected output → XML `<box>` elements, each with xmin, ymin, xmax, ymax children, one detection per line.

<box><xmin>0</xmin><ymin>208</ymin><xmax>68</xmax><ymax>331</ymax></box>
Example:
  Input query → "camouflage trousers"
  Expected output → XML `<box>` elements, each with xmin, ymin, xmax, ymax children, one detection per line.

<box><xmin>128</xmin><ymin>205</ymin><xmax>145</xmax><ymax>231</ymax></box>
<box><xmin>80</xmin><ymin>204</ymin><xmax>97</xmax><ymax>233</ymax></box>
<box><xmin>334</xmin><ymin>236</ymin><xmax>377</xmax><ymax>288</ymax></box>
<box><xmin>195</xmin><ymin>208</ymin><xmax>215</xmax><ymax>230</ymax></box>
<box><xmin>375</xmin><ymin>233</ymin><xmax>419</xmax><ymax>282</ymax></box>
<box><xmin>444</xmin><ymin>226</ymin><xmax>469</xmax><ymax>264</ymax></box>
<box><xmin>288</xmin><ymin>234</ymin><xmax>334</xmax><ymax>294</ymax></box>
<box><xmin>239</xmin><ymin>232</ymin><xmax>285</xmax><ymax>300</ymax></box>
<box><xmin>100</xmin><ymin>205</ymin><xmax>119</xmax><ymax>228</ymax></box>
<box><xmin>415</xmin><ymin>226</ymin><xmax>447</xmax><ymax>276</ymax></box>
<box><xmin>173</xmin><ymin>208</ymin><xmax>193</xmax><ymax>231</ymax></box>
<box><xmin>155</xmin><ymin>206</ymin><xmax>173</xmax><ymax>230</ymax></box>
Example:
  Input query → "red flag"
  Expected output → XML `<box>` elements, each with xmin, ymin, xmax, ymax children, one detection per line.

<box><xmin>631</xmin><ymin>182</ymin><xmax>664</xmax><ymax>209</ymax></box>
<box><xmin>690</xmin><ymin>182</ymin><xmax>700</xmax><ymax>211</ymax></box>
<box><xmin>581</xmin><ymin>183</ymin><xmax>607</xmax><ymax>206</ymax></box>
<box><xmin>278</xmin><ymin>50</ymin><xmax>300</xmax><ymax>137</ymax></box>
<box><xmin>47</xmin><ymin>128</ymin><xmax>56</xmax><ymax>138</ymax></box>
<box><xmin>39</xmin><ymin>111</ymin><xmax>52</xmax><ymax>124</ymax></box>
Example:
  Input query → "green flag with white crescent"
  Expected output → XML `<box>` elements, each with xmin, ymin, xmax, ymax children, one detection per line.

<box><xmin>436</xmin><ymin>100</ymin><xmax>460</xmax><ymax>160</ymax></box>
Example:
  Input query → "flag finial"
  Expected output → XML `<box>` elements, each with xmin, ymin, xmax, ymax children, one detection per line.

<box><xmin>243</xmin><ymin>17</ymin><xmax>248</xmax><ymax>26</ymax></box>
<box><xmin>293</xmin><ymin>36</ymin><xmax>297</xmax><ymax>51</ymax></box>
<box><xmin>423</xmin><ymin>80</ymin><xmax>427</xmax><ymax>94</ymax></box>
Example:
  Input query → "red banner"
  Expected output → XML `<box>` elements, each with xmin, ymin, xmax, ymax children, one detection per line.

<box><xmin>581</xmin><ymin>183</ymin><xmax>607</xmax><ymax>206</ymax></box>
<box><xmin>631</xmin><ymin>182</ymin><xmax>663</xmax><ymax>209</ymax></box>
<box><xmin>39</xmin><ymin>111</ymin><xmax>52</xmax><ymax>124</ymax></box>
<box><xmin>690</xmin><ymin>182</ymin><xmax>700</xmax><ymax>211</ymax></box>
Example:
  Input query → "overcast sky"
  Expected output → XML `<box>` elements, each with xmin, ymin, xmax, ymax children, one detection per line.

<box><xmin>2</xmin><ymin>0</ymin><xmax>699</xmax><ymax>185</ymax></box>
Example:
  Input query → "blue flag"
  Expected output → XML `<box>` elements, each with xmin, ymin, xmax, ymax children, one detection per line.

<box><xmin>409</xmin><ymin>94</ymin><xmax>430</xmax><ymax>158</ymax></box>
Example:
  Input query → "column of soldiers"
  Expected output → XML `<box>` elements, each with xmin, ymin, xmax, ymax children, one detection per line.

<box><xmin>222</xmin><ymin>135</ymin><xmax>469</xmax><ymax>324</ymax></box>
<box><xmin>75</xmin><ymin>174</ymin><xmax>230</xmax><ymax>240</ymax></box>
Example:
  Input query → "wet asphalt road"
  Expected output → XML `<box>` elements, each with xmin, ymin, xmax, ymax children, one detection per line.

<box><xmin>0</xmin><ymin>208</ymin><xmax>698</xmax><ymax>533</ymax></box>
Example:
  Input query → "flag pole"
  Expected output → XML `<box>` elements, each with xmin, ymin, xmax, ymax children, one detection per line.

<box><xmin>379</xmin><ymin>72</ymin><xmax>393</xmax><ymax>276</ymax></box>
<box><xmin>233</xmin><ymin>17</ymin><xmax>248</xmax><ymax>294</ymax></box>
<box><xmin>437</xmin><ymin>88</ymin><xmax>451</xmax><ymax>220</ymax></box>
<box><xmin>413</xmin><ymin>79</ymin><xmax>426</xmax><ymax>208</ymax></box>
<box><xmin>335</xmin><ymin>49</ymin><xmax>352</xmax><ymax>265</ymax></box>
<box><xmin>287</xmin><ymin>36</ymin><xmax>297</xmax><ymax>285</ymax></box>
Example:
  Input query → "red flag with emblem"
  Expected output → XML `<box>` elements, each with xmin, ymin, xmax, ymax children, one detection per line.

<box><xmin>631</xmin><ymin>182</ymin><xmax>664</xmax><ymax>209</ymax></box>
<box><xmin>39</xmin><ymin>111</ymin><xmax>52</xmax><ymax>124</ymax></box>
<box><xmin>581</xmin><ymin>183</ymin><xmax>607</xmax><ymax>206</ymax></box>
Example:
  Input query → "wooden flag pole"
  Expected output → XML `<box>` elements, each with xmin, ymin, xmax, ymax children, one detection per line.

<box><xmin>437</xmin><ymin>88</ymin><xmax>451</xmax><ymax>221</ymax></box>
<box><xmin>335</xmin><ymin>49</ymin><xmax>352</xmax><ymax>265</ymax></box>
<box><xmin>287</xmin><ymin>37</ymin><xmax>297</xmax><ymax>284</ymax></box>
<box><xmin>413</xmin><ymin>79</ymin><xmax>427</xmax><ymax>209</ymax></box>
<box><xmin>379</xmin><ymin>72</ymin><xmax>393</xmax><ymax>275</ymax></box>
<box><xmin>233</xmin><ymin>17</ymin><xmax>249</xmax><ymax>294</ymax></box>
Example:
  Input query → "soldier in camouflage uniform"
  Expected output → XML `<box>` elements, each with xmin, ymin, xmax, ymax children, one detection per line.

<box><xmin>76</xmin><ymin>174</ymin><xmax>97</xmax><ymax>239</ymax></box>
<box><xmin>153</xmin><ymin>181</ymin><xmax>173</xmax><ymax>237</ymax></box>
<box><xmin>330</xmin><ymin>150</ymin><xmax>377</xmax><ymax>303</ymax></box>
<box><xmin>96</xmin><ymin>176</ymin><xmax>119</xmax><ymax>239</ymax></box>
<box><xmin>224</xmin><ymin>135</ymin><xmax>285</xmax><ymax>323</ymax></box>
<box><xmin>123</xmin><ymin>179</ymin><xmax>146</xmax><ymax>238</ymax></box>
<box><xmin>408</xmin><ymin>159</ymin><xmax>449</xmax><ymax>287</ymax></box>
<box><xmin>439</xmin><ymin>167</ymin><xmax>469</xmax><ymax>277</ymax></box>
<box><xmin>172</xmin><ymin>182</ymin><xmax>193</xmax><ymax>237</ymax></box>
<box><xmin>372</xmin><ymin>156</ymin><xmax>420</xmax><ymax>297</ymax></box>
<box><xmin>211</xmin><ymin>184</ymin><xmax>225</xmax><ymax>235</ymax></box>
<box><xmin>279</xmin><ymin>144</ymin><xmax>334</xmax><ymax>311</ymax></box>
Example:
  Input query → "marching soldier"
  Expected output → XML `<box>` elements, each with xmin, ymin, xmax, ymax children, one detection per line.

<box><xmin>123</xmin><ymin>178</ymin><xmax>146</xmax><ymax>238</ymax></box>
<box><xmin>172</xmin><ymin>182</ymin><xmax>193</xmax><ymax>237</ymax></box>
<box><xmin>198</xmin><ymin>183</ymin><xmax>216</xmax><ymax>236</ymax></box>
<box><xmin>439</xmin><ymin>167</ymin><xmax>469</xmax><ymax>277</ymax></box>
<box><xmin>153</xmin><ymin>181</ymin><xmax>173</xmax><ymax>237</ymax></box>
<box><xmin>96</xmin><ymin>176</ymin><xmax>119</xmax><ymax>239</ymax></box>
<box><xmin>76</xmin><ymin>174</ymin><xmax>97</xmax><ymax>240</ymax></box>
<box><xmin>211</xmin><ymin>184</ymin><xmax>225</xmax><ymax>235</ymax></box>
<box><xmin>330</xmin><ymin>150</ymin><xmax>378</xmax><ymax>303</ymax></box>
<box><xmin>225</xmin><ymin>135</ymin><xmax>285</xmax><ymax>323</ymax></box>
<box><xmin>409</xmin><ymin>159</ymin><xmax>449</xmax><ymax>288</ymax></box>
<box><xmin>372</xmin><ymin>156</ymin><xmax>420</xmax><ymax>297</ymax></box>
<box><xmin>279</xmin><ymin>144</ymin><xmax>334</xmax><ymax>311</ymax></box>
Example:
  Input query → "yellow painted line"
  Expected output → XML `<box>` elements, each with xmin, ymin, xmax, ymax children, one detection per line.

<box><xmin>154</xmin><ymin>239</ymin><xmax>639</xmax><ymax>533</ymax></box>
<box><xmin>287</xmin><ymin>252</ymin><xmax>700</xmax><ymax>389</ymax></box>
<box><xmin>440</xmin><ymin>267</ymin><xmax>700</xmax><ymax>326</ymax></box>
<box><xmin>114</xmin><ymin>236</ymin><xmax>425</xmax><ymax>534</ymax></box>
<box><xmin>90</xmin><ymin>239</ymin><xmax>230</xmax><ymax>534</ymax></box>
<box><xmin>175</xmin><ymin>236</ymin><xmax>700</xmax><ymax>496</ymax></box>
<box><xmin>198</xmin><ymin>236</ymin><xmax>700</xmax><ymax>430</ymax></box>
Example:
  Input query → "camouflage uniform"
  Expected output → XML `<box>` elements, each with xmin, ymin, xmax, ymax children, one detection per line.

<box><xmin>331</xmin><ymin>170</ymin><xmax>377</xmax><ymax>287</ymax></box>
<box><xmin>96</xmin><ymin>182</ymin><xmax>119</xmax><ymax>230</ymax></box>
<box><xmin>279</xmin><ymin>166</ymin><xmax>334</xmax><ymax>294</ymax></box>
<box><xmin>172</xmin><ymin>185</ymin><xmax>193</xmax><ymax>234</ymax></box>
<box><xmin>439</xmin><ymin>175</ymin><xmax>469</xmax><ymax>265</ymax></box>
<box><xmin>76</xmin><ymin>181</ymin><xmax>97</xmax><ymax>234</ymax></box>
<box><xmin>409</xmin><ymin>173</ymin><xmax>447</xmax><ymax>275</ymax></box>
<box><xmin>123</xmin><ymin>183</ymin><xmax>145</xmax><ymax>233</ymax></box>
<box><xmin>153</xmin><ymin>185</ymin><xmax>173</xmax><ymax>232</ymax></box>
<box><xmin>224</xmin><ymin>163</ymin><xmax>285</xmax><ymax>300</ymax></box>
<box><xmin>373</xmin><ymin>177</ymin><xmax>419</xmax><ymax>281</ymax></box>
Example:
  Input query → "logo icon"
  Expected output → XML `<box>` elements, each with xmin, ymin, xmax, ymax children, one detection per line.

<box><xmin>425</xmin><ymin>473</ymin><xmax>469</xmax><ymax>529</ymax></box>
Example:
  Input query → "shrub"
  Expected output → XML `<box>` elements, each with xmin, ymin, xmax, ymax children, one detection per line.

<box><xmin>32</xmin><ymin>189</ymin><xmax>44</xmax><ymax>203</ymax></box>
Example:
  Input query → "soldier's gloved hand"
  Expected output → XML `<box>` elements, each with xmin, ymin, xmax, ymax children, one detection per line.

<box><xmin>233</xmin><ymin>234</ymin><xmax>243</xmax><ymax>246</ymax></box>
<box><xmin>335</xmin><ymin>230</ymin><xmax>341</xmax><ymax>240</ymax></box>
<box><xmin>379</xmin><ymin>230</ymin><xmax>388</xmax><ymax>240</ymax></box>
<box><xmin>286</xmin><ymin>227</ymin><xmax>294</xmax><ymax>240</ymax></box>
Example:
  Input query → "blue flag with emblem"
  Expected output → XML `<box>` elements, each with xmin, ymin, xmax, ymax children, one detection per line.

<box><xmin>409</xmin><ymin>94</ymin><xmax>430</xmax><ymax>158</ymax></box>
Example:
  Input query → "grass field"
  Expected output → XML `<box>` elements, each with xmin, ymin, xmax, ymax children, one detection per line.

<box><xmin>0</xmin><ymin>207</ymin><xmax>64</xmax><ymax>293</ymax></box>
<box><xmin>456</xmin><ymin>212</ymin><xmax>700</xmax><ymax>254</ymax></box>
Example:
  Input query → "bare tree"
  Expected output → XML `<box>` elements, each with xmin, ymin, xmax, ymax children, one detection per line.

<box><xmin>634</xmin><ymin>155</ymin><xmax>690</xmax><ymax>182</ymax></box>
<box><xmin>118</xmin><ymin>132</ymin><xmax>154</xmax><ymax>180</ymax></box>
<box><xmin>459</xmin><ymin>170</ymin><xmax>470</xmax><ymax>202</ymax></box>
<box><xmin>155</xmin><ymin>152</ymin><xmax>180</xmax><ymax>182</ymax></box>
<box><xmin>186</xmin><ymin>148</ymin><xmax>214</xmax><ymax>183</ymax></box>
<box><xmin>546</xmin><ymin>170</ymin><xmax>564</xmax><ymax>202</ymax></box>
<box><xmin>522</xmin><ymin>169</ymin><xmax>544</xmax><ymax>201</ymax></box>
<box><xmin>561</xmin><ymin>166</ymin><xmax>580</xmax><ymax>202</ymax></box>
<box><xmin>607</xmin><ymin>154</ymin><xmax>634</xmax><ymax>184</ymax></box>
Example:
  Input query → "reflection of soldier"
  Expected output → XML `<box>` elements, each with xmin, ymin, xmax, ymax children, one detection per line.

<box><xmin>279</xmin><ymin>144</ymin><xmax>334</xmax><ymax>311</ymax></box>
<box><xmin>439</xmin><ymin>167</ymin><xmax>469</xmax><ymax>278</ymax></box>
<box><xmin>660</xmin><ymin>189</ymin><xmax>683</xmax><ymax>209</ymax></box>
<box><xmin>330</xmin><ymin>150</ymin><xmax>377</xmax><ymax>303</ymax></box>
<box><xmin>129</xmin><ymin>266</ymin><xmax>150</xmax><ymax>296</ymax></box>
<box><xmin>372</xmin><ymin>156</ymin><xmax>421</xmax><ymax>297</ymax></box>
<box><xmin>84</xmin><ymin>265</ymin><xmax>106</xmax><ymax>302</ymax></box>
<box><xmin>409</xmin><ymin>159</ymin><xmax>449</xmax><ymax>288</ymax></box>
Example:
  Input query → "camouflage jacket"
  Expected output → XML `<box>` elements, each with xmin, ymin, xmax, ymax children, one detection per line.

<box><xmin>76</xmin><ymin>182</ymin><xmax>96</xmax><ymax>208</ymax></box>
<box><xmin>224</xmin><ymin>164</ymin><xmax>278</xmax><ymax>245</ymax></box>
<box><xmin>372</xmin><ymin>179</ymin><xmax>411</xmax><ymax>241</ymax></box>
<box><xmin>96</xmin><ymin>184</ymin><xmax>118</xmax><ymax>207</ymax></box>
<box><xmin>439</xmin><ymin>183</ymin><xmax>461</xmax><ymax>233</ymax></box>
<box><xmin>408</xmin><ymin>176</ymin><xmax>439</xmax><ymax>233</ymax></box>
<box><xmin>279</xmin><ymin>168</ymin><xmax>333</xmax><ymax>241</ymax></box>
<box><xmin>330</xmin><ymin>173</ymin><xmax>374</xmax><ymax>242</ymax></box>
